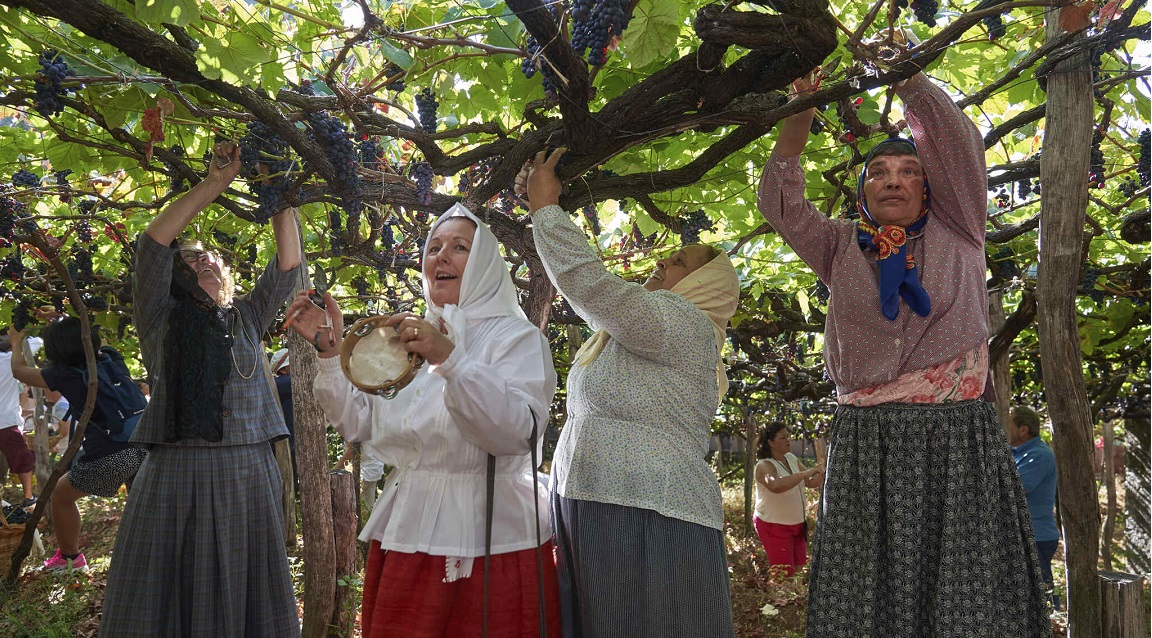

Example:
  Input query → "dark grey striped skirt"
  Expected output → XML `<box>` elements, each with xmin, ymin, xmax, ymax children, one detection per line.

<box><xmin>807</xmin><ymin>400</ymin><xmax>1051</xmax><ymax>638</ymax></box>
<box><xmin>552</xmin><ymin>493</ymin><xmax>735</xmax><ymax>638</ymax></box>
<box><xmin>100</xmin><ymin>443</ymin><xmax>299</xmax><ymax>637</ymax></box>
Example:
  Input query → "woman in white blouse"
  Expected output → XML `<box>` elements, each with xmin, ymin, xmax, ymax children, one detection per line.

<box><xmin>523</xmin><ymin>150</ymin><xmax>740</xmax><ymax>637</ymax></box>
<box><xmin>285</xmin><ymin>204</ymin><xmax>559</xmax><ymax>637</ymax></box>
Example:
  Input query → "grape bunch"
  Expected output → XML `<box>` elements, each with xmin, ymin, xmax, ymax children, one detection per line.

<box><xmin>117</xmin><ymin>313</ymin><xmax>132</xmax><ymax>339</ymax></box>
<box><xmin>982</xmin><ymin>14</ymin><xmax>1006</xmax><ymax>41</ymax></box>
<box><xmin>78</xmin><ymin>198</ymin><xmax>97</xmax><ymax>215</ymax></box>
<box><xmin>415</xmin><ymin>88</ymin><xmax>439</xmax><ymax>133</ymax></box>
<box><xmin>0</xmin><ymin>196</ymin><xmax>24</xmax><ymax>247</ymax></box>
<box><xmin>69</xmin><ymin>247</ymin><xmax>93</xmax><ymax>285</ymax></box>
<box><xmin>581</xmin><ymin>205</ymin><xmax>602</xmax><ymax>236</ymax></box>
<box><xmin>989</xmin><ymin>245</ymin><xmax>1018</xmax><ymax>282</ymax></box>
<box><xmin>1</xmin><ymin>252</ymin><xmax>25</xmax><ymax>281</ymax></box>
<box><xmin>1016</xmin><ymin>179</ymin><xmax>1033</xmax><ymax>199</ymax></box>
<box><xmin>679</xmin><ymin>209</ymin><xmax>714</xmax><ymax>244</ymax></box>
<box><xmin>358</xmin><ymin>136</ymin><xmax>383</xmax><ymax>169</ymax></box>
<box><xmin>522</xmin><ymin>34</ymin><xmax>560</xmax><ymax>97</ymax></box>
<box><xmin>383</xmin><ymin>63</ymin><xmax>406</xmax><ymax>92</ymax></box>
<box><xmin>909</xmin><ymin>0</ymin><xmax>938</xmax><ymax>25</ymax></box>
<box><xmin>305</xmin><ymin>110</ymin><xmax>362</xmax><ymax>224</ymax></box>
<box><xmin>212</xmin><ymin>230</ymin><xmax>237</xmax><ymax>249</ymax></box>
<box><xmin>13</xmin><ymin>169</ymin><xmax>40</xmax><ymax>188</ymax></box>
<box><xmin>1088</xmin><ymin>131</ymin><xmax>1106</xmax><ymax>188</ymax></box>
<box><xmin>75</xmin><ymin>220</ymin><xmax>93</xmax><ymax>243</ymax></box>
<box><xmin>239</xmin><ymin>121</ymin><xmax>296</xmax><ymax>224</ymax></box>
<box><xmin>380</xmin><ymin>219</ymin><xmax>395</xmax><ymax>251</ymax></box>
<box><xmin>351</xmin><ymin>275</ymin><xmax>371</xmax><ymax>298</ymax></box>
<box><xmin>994</xmin><ymin>188</ymin><xmax>1010</xmax><ymax>209</ymax></box>
<box><xmin>1130</xmin><ymin>265</ymin><xmax>1149</xmax><ymax>307</ymax></box>
<box><xmin>55</xmin><ymin>169</ymin><xmax>71</xmax><ymax>186</ymax></box>
<box><xmin>84</xmin><ymin>293</ymin><xmax>108</xmax><ymax>311</ymax></box>
<box><xmin>33</xmin><ymin>50</ymin><xmax>73</xmax><ymax>117</ymax></box>
<box><xmin>1078</xmin><ymin>264</ymin><xmax>1105</xmax><ymax>304</ymax></box>
<box><xmin>410</xmin><ymin>161</ymin><xmax>435</xmax><ymax>205</ymax></box>
<box><xmin>165</xmin><ymin>145</ymin><xmax>187</xmax><ymax>193</ymax></box>
<box><xmin>631</xmin><ymin>221</ymin><xmax>655</xmax><ymax>250</ymax></box>
<box><xmin>1138</xmin><ymin>129</ymin><xmax>1150</xmax><ymax>186</ymax></box>
<box><xmin>571</xmin><ymin>0</ymin><xmax>631</xmax><ymax>67</ymax></box>
<box><xmin>1119</xmin><ymin>177</ymin><xmax>1139</xmax><ymax>198</ymax></box>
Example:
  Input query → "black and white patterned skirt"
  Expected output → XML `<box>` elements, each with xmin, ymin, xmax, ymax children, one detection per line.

<box><xmin>806</xmin><ymin>400</ymin><xmax>1051</xmax><ymax>638</ymax></box>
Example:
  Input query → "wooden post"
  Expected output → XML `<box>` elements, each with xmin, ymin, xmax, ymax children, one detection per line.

<box><xmin>1038</xmin><ymin>7</ymin><xmax>1101</xmax><ymax>636</ymax></box>
<box><xmin>1099</xmin><ymin>572</ymin><xmax>1149</xmax><ymax>638</ymax></box>
<box><xmin>743</xmin><ymin>407</ymin><xmax>756</xmax><ymax>538</ymax></box>
<box><xmin>290</xmin><ymin>331</ymin><xmax>337</xmax><ymax>638</ymax></box>
<box><xmin>329</xmin><ymin>469</ymin><xmax>358</xmax><ymax>637</ymax></box>
<box><xmin>1101</xmin><ymin>419</ymin><xmax>1117</xmax><ymax>570</ymax></box>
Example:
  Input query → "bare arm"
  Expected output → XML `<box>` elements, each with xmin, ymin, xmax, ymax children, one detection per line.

<box><xmin>759</xmin><ymin>458</ymin><xmax>823</xmax><ymax>494</ymax></box>
<box><xmin>270</xmin><ymin>207</ymin><xmax>302</xmax><ymax>272</ymax></box>
<box><xmin>7</xmin><ymin>330</ymin><xmax>47</xmax><ymax>389</ymax></box>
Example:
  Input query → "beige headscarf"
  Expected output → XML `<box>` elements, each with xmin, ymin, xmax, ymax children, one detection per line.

<box><xmin>573</xmin><ymin>251</ymin><xmax>741</xmax><ymax>403</ymax></box>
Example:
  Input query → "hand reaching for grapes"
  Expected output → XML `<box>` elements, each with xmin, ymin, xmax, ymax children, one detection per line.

<box><xmin>207</xmin><ymin>142</ymin><xmax>242</xmax><ymax>185</ymax></box>
<box><xmin>519</xmin><ymin>148</ymin><xmax>566</xmax><ymax>213</ymax></box>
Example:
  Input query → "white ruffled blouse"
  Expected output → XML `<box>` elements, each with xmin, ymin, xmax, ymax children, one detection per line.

<box><xmin>313</xmin><ymin>314</ymin><xmax>556</xmax><ymax>558</ymax></box>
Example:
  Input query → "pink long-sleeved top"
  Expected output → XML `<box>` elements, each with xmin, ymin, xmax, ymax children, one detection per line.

<box><xmin>757</xmin><ymin>77</ymin><xmax>991</xmax><ymax>398</ymax></box>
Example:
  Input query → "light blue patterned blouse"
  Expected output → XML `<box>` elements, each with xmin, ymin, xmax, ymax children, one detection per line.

<box><xmin>532</xmin><ymin>205</ymin><xmax>724</xmax><ymax>530</ymax></box>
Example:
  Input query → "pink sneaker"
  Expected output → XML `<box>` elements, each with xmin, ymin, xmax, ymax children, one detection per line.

<box><xmin>43</xmin><ymin>549</ymin><xmax>88</xmax><ymax>572</ymax></box>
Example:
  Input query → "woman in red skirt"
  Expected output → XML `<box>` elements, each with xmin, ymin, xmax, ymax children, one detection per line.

<box><xmin>286</xmin><ymin>204</ymin><xmax>560</xmax><ymax>637</ymax></box>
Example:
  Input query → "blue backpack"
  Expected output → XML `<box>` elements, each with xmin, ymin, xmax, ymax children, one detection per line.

<box><xmin>74</xmin><ymin>348</ymin><xmax>148</xmax><ymax>443</ymax></box>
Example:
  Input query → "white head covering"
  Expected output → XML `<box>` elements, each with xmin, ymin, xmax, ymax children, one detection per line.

<box><xmin>422</xmin><ymin>203</ymin><xmax>525</xmax><ymax>348</ymax></box>
<box><xmin>269</xmin><ymin>348</ymin><xmax>290</xmax><ymax>373</ymax></box>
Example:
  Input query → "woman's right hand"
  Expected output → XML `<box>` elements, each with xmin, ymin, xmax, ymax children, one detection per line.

<box><xmin>205</xmin><ymin>141</ymin><xmax>242</xmax><ymax>188</ymax></box>
<box><xmin>284</xmin><ymin>290</ymin><xmax>343</xmax><ymax>358</ymax></box>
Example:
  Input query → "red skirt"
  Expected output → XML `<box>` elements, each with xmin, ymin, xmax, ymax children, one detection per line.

<box><xmin>362</xmin><ymin>540</ymin><xmax>562</xmax><ymax>638</ymax></box>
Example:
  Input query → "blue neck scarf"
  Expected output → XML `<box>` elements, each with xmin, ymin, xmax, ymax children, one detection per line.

<box><xmin>855</xmin><ymin>138</ymin><xmax>932</xmax><ymax>321</ymax></box>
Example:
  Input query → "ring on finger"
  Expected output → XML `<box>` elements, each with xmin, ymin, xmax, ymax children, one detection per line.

<box><xmin>413</xmin><ymin>327</ymin><xmax>419</xmax><ymax>338</ymax></box>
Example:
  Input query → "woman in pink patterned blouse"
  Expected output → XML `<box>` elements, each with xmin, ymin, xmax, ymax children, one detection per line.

<box><xmin>757</xmin><ymin>71</ymin><xmax>1050</xmax><ymax>637</ymax></box>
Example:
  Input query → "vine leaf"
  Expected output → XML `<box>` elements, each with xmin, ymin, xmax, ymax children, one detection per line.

<box><xmin>1058</xmin><ymin>1</ymin><xmax>1094</xmax><ymax>33</ymax></box>
<box><xmin>619</xmin><ymin>0</ymin><xmax>680</xmax><ymax>69</ymax></box>
<box><xmin>133</xmin><ymin>0</ymin><xmax>199</xmax><ymax>28</ymax></box>
<box><xmin>196</xmin><ymin>32</ymin><xmax>273</xmax><ymax>84</ymax></box>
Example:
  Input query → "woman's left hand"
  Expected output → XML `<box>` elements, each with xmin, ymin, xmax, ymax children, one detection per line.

<box><xmin>7</xmin><ymin>327</ymin><xmax>23</xmax><ymax>344</ymax></box>
<box><xmin>385</xmin><ymin>313</ymin><xmax>454</xmax><ymax>366</ymax></box>
<box><xmin>517</xmin><ymin>147</ymin><xmax>566</xmax><ymax>213</ymax></box>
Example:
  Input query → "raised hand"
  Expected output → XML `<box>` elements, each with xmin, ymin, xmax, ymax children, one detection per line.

<box><xmin>284</xmin><ymin>289</ymin><xmax>343</xmax><ymax>357</ymax></box>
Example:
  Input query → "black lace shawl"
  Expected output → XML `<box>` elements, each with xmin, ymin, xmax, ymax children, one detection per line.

<box><xmin>162</xmin><ymin>254</ymin><xmax>233</xmax><ymax>442</ymax></box>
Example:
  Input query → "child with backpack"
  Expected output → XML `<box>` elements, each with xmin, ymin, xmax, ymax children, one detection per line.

<box><xmin>9</xmin><ymin>317</ymin><xmax>147</xmax><ymax>572</ymax></box>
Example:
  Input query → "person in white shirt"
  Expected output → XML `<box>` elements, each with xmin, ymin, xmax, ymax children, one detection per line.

<box><xmin>0</xmin><ymin>334</ymin><xmax>37</xmax><ymax>507</ymax></box>
<box><xmin>754</xmin><ymin>421</ymin><xmax>824</xmax><ymax>577</ymax></box>
<box><xmin>284</xmin><ymin>203</ymin><xmax>560</xmax><ymax>637</ymax></box>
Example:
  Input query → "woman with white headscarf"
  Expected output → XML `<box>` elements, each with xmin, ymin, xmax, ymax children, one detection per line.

<box><xmin>284</xmin><ymin>204</ymin><xmax>560</xmax><ymax>637</ymax></box>
<box><xmin>523</xmin><ymin>149</ymin><xmax>740</xmax><ymax>637</ymax></box>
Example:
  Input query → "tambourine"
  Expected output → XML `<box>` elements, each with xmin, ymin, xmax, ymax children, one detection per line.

<box><xmin>340</xmin><ymin>316</ymin><xmax>425</xmax><ymax>399</ymax></box>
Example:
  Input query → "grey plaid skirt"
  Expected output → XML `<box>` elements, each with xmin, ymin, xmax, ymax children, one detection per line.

<box><xmin>806</xmin><ymin>400</ymin><xmax>1051</xmax><ymax>638</ymax></box>
<box><xmin>100</xmin><ymin>443</ymin><xmax>299</xmax><ymax>637</ymax></box>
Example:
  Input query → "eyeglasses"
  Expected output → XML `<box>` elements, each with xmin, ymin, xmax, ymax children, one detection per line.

<box><xmin>178</xmin><ymin>249</ymin><xmax>213</xmax><ymax>263</ymax></box>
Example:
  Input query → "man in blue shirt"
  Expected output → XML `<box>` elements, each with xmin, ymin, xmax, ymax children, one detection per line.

<box><xmin>1009</xmin><ymin>405</ymin><xmax>1060</xmax><ymax>608</ymax></box>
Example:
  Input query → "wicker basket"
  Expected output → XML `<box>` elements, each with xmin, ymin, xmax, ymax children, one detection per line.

<box><xmin>0</xmin><ymin>507</ymin><xmax>27</xmax><ymax>576</ymax></box>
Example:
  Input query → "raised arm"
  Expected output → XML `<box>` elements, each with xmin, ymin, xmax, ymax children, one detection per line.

<box><xmin>144</xmin><ymin>142</ymin><xmax>242</xmax><ymax>246</ymax></box>
<box><xmin>756</xmin><ymin>77</ymin><xmax>844</xmax><ymax>282</ymax></box>
<box><xmin>525</xmin><ymin>150</ymin><xmax>706</xmax><ymax>362</ymax></box>
<box><xmin>7</xmin><ymin>329</ymin><xmax>46</xmax><ymax>389</ymax></box>
<box><xmin>895</xmin><ymin>73</ymin><xmax>987</xmax><ymax>244</ymax></box>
